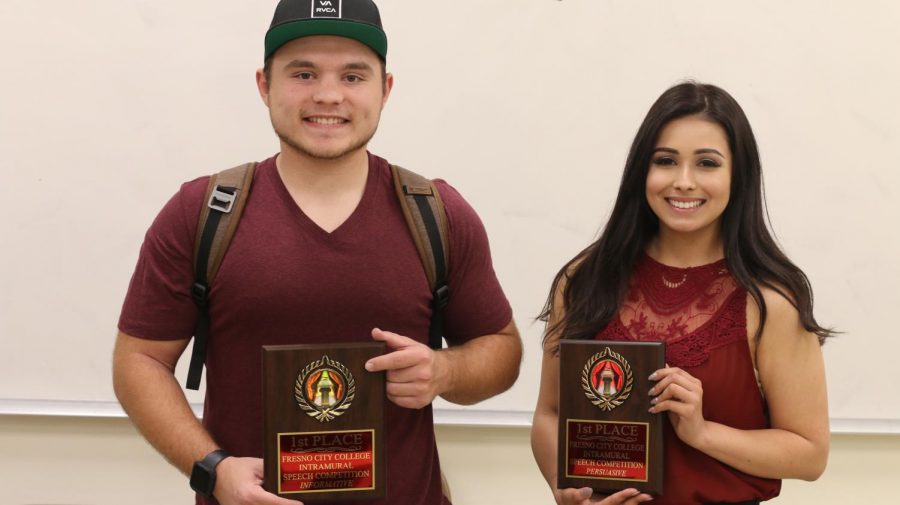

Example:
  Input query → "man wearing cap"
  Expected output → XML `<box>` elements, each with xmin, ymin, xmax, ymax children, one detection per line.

<box><xmin>112</xmin><ymin>1</ymin><xmax>521</xmax><ymax>504</ymax></box>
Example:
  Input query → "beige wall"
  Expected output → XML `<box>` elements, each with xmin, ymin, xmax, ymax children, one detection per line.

<box><xmin>3</xmin><ymin>0</ymin><xmax>900</xmax><ymax>426</ymax></box>
<box><xmin>2</xmin><ymin>3</ymin><xmax>896</xmax><ymax>502</ymax></box>
<box><xmin>1</xmin><ymin>415</ymin><xmax>896</xmax><ymax>504</ymax></box>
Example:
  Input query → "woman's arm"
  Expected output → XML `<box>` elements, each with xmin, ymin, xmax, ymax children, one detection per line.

<box><xmin>531</xmin><ymin>344</ymin><xmax>563</xmax><ymax>488</ymax></box>
<box><xmin>649</xmin><ymin>287</ymin><xmax>829</xmax><ymax>480</ymax></box>
<box><xmin>531</xmin><ymin>286</ymin><xmax>653</xmax><ymax>505</ymax></box>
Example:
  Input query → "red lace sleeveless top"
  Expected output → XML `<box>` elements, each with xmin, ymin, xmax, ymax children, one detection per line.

<box><xmin>595</xmin><ymin>255</ymin><xmax>781</xmax><ymax>504</ymax></box>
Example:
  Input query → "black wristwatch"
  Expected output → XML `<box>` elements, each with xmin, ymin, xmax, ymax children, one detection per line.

<box><xmin>190</xmin><ymin>449</ymin><xmax>231</xmax><ymax>497</ymax></box>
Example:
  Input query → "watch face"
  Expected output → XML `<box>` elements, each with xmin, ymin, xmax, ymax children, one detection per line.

<box><xmin>190</xmin><ymin>462</ymin><xmax>215</xmax><ymax>496</ymax></box>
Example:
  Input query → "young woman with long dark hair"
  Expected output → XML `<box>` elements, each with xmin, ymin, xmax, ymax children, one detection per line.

<box><xmin>531</xmin><ymin>82</ymin><xmax>831</xmax><ymax>505</ymax></box>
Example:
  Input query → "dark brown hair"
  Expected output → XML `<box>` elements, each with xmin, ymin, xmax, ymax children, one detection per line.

<box><xmin>540</xmin><ymin>82</ymin><xmax>833</xmax><ymax>349</ymax></box>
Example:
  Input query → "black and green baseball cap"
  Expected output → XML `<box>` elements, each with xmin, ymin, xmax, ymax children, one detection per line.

<box><xmin>264</xmin><ymin>0</ymin><xmax>387</xmax><ymax>61</ymax></box>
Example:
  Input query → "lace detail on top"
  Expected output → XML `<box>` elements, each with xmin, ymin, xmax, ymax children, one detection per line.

<box><xmin>598</xmin><ymin>255</ymin><xmax>748</xmax><ymax>367</ymax></box>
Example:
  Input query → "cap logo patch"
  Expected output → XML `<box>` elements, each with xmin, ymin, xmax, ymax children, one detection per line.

<box><xmin>312</xmin><ymin>0</ymin><xmax>342</xmax><ymax>18</ymax></box>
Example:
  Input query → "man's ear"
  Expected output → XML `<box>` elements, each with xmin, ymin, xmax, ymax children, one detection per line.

<box><xmin>381</xmin><ymin>72</ymin><xmax>394</xmax><ymax>108</ymax></box>
<box><xmin>256</xmin><ymin>68</ymin><xmax>270</xmax><ymax>106</ymax></box>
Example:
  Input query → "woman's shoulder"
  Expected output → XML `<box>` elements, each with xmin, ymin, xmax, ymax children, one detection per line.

<box><xmin>758</xmin><ymin>283</ymin><xmax>799</xmax><ymax>314</ymax></box>
<box><xmin>746</xmin><ymin>282</ymin><xmax>804</xmax><ymax>342</ymax></box>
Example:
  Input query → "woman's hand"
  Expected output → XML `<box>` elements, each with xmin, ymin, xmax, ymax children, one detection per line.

<box><xmin>648</xmin><ymin>366</ymin><xmax>709</xmax><ymax>449</ymax></box>
<box><xmin>553</xmin><ymin>487</ymin><xmax>653</xmax><ymax>504</ymax></box>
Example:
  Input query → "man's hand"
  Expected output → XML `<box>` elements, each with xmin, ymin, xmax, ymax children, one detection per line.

<box><xmin>364</xmin><ymin>328</ymin><xmax>450</xmax><ymax>409</ymax></box>
<box><xmin>213</xmin><ymin>457</ymin><xmax>302</xmax><ymax>505</ymax></box>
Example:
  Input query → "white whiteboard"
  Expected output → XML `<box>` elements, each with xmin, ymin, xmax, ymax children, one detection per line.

<box><xmin>1</xmin><ymin>0</ymin><xmax>898</xmax><ymax>432</ymax></box>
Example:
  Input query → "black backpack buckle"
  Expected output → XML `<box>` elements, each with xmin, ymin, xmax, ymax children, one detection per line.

<box><xmin>191</xmin><ymin>282</ymin><xmax>209</xmax><ymax>306</ymax></box>
<box><xmin>433</xmin><ymin>284</ymin><xmax>450</xmax><ymax>309</ymax></box>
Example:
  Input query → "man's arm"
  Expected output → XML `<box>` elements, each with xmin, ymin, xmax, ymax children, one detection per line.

<box><xmin>435</xmin><ymin>319</ymin><xmax>521</xmax><ymax>405</ymax></box>
<box><xmin>112</xmin><ymin>331</ymin><xmax>299</xmax><ymax>505</ymax></box>
<box><xmin>113</xmin><ymin>331</ymin><xmax>214</xmax><ymax>473</ymax></box>
<box><xmin>365</xmin><ymin>320</ymin><xmax>521</xmax><ymax>409</ymax></box>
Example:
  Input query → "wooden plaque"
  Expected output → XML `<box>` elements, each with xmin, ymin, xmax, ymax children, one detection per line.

<box><xmin>557</xmin><ymin>340</ymin><xmax>666</xmax><ymax>496</ymax></box>
<box><xmin>263</xmin><ymin>342</ymin><xmax>386</xmax><ymax>501</ymax></box>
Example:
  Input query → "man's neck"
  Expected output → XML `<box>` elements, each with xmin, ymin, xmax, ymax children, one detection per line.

<box><xmin>275</xmin><ymin>146</ymin><xmax>370</xmax><ymax>196</ymax></box>
<box><xmin>274</xmin><ymin>145</ymin><xmax>371</xmax><ymax>233</ymax></box>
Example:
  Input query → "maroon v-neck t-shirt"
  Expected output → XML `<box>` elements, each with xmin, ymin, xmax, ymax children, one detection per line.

<box><xmin>119</xmin><ymin>153</ymin><xmax>513</xmax><ymax>505</ymax></box>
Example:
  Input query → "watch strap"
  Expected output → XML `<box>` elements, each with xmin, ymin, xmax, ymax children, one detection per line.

<box><xmin>190</xmin><ymin>448</ymin><xmax>231</xmax><ymax>497</ymax></box>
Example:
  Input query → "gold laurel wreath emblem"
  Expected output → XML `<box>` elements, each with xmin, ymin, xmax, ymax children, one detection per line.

<box><xmin>294</xmin><ymin>355</ymin><xmax>357</xmax><ymax>423</ymax></box>
<box><xmin>581</xmin><ymin>347</ymin><xmax>633</xmax><ymax>411</ymax></box>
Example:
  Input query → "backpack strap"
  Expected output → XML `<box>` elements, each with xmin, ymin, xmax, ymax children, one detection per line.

<box><xmin>186</xmin><ymin>162</ymin><xmax>256</xmax><ymax>390</ymax></box>
<box><xmin>390</xmin><ymin>164</ymin><xmax>450</xmax><ymax>350</ymax></box>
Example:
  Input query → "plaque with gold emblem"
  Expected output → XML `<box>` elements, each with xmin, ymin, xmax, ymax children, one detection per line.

<box><xmin>558</xmin><ymin>340</ymin><xmax>665</xmax><ymax>495</ymax></box>
<box><xmin>263</xmin><ymin>342</ymin><xmax>386</xmax><ymax>501</ymax></box>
